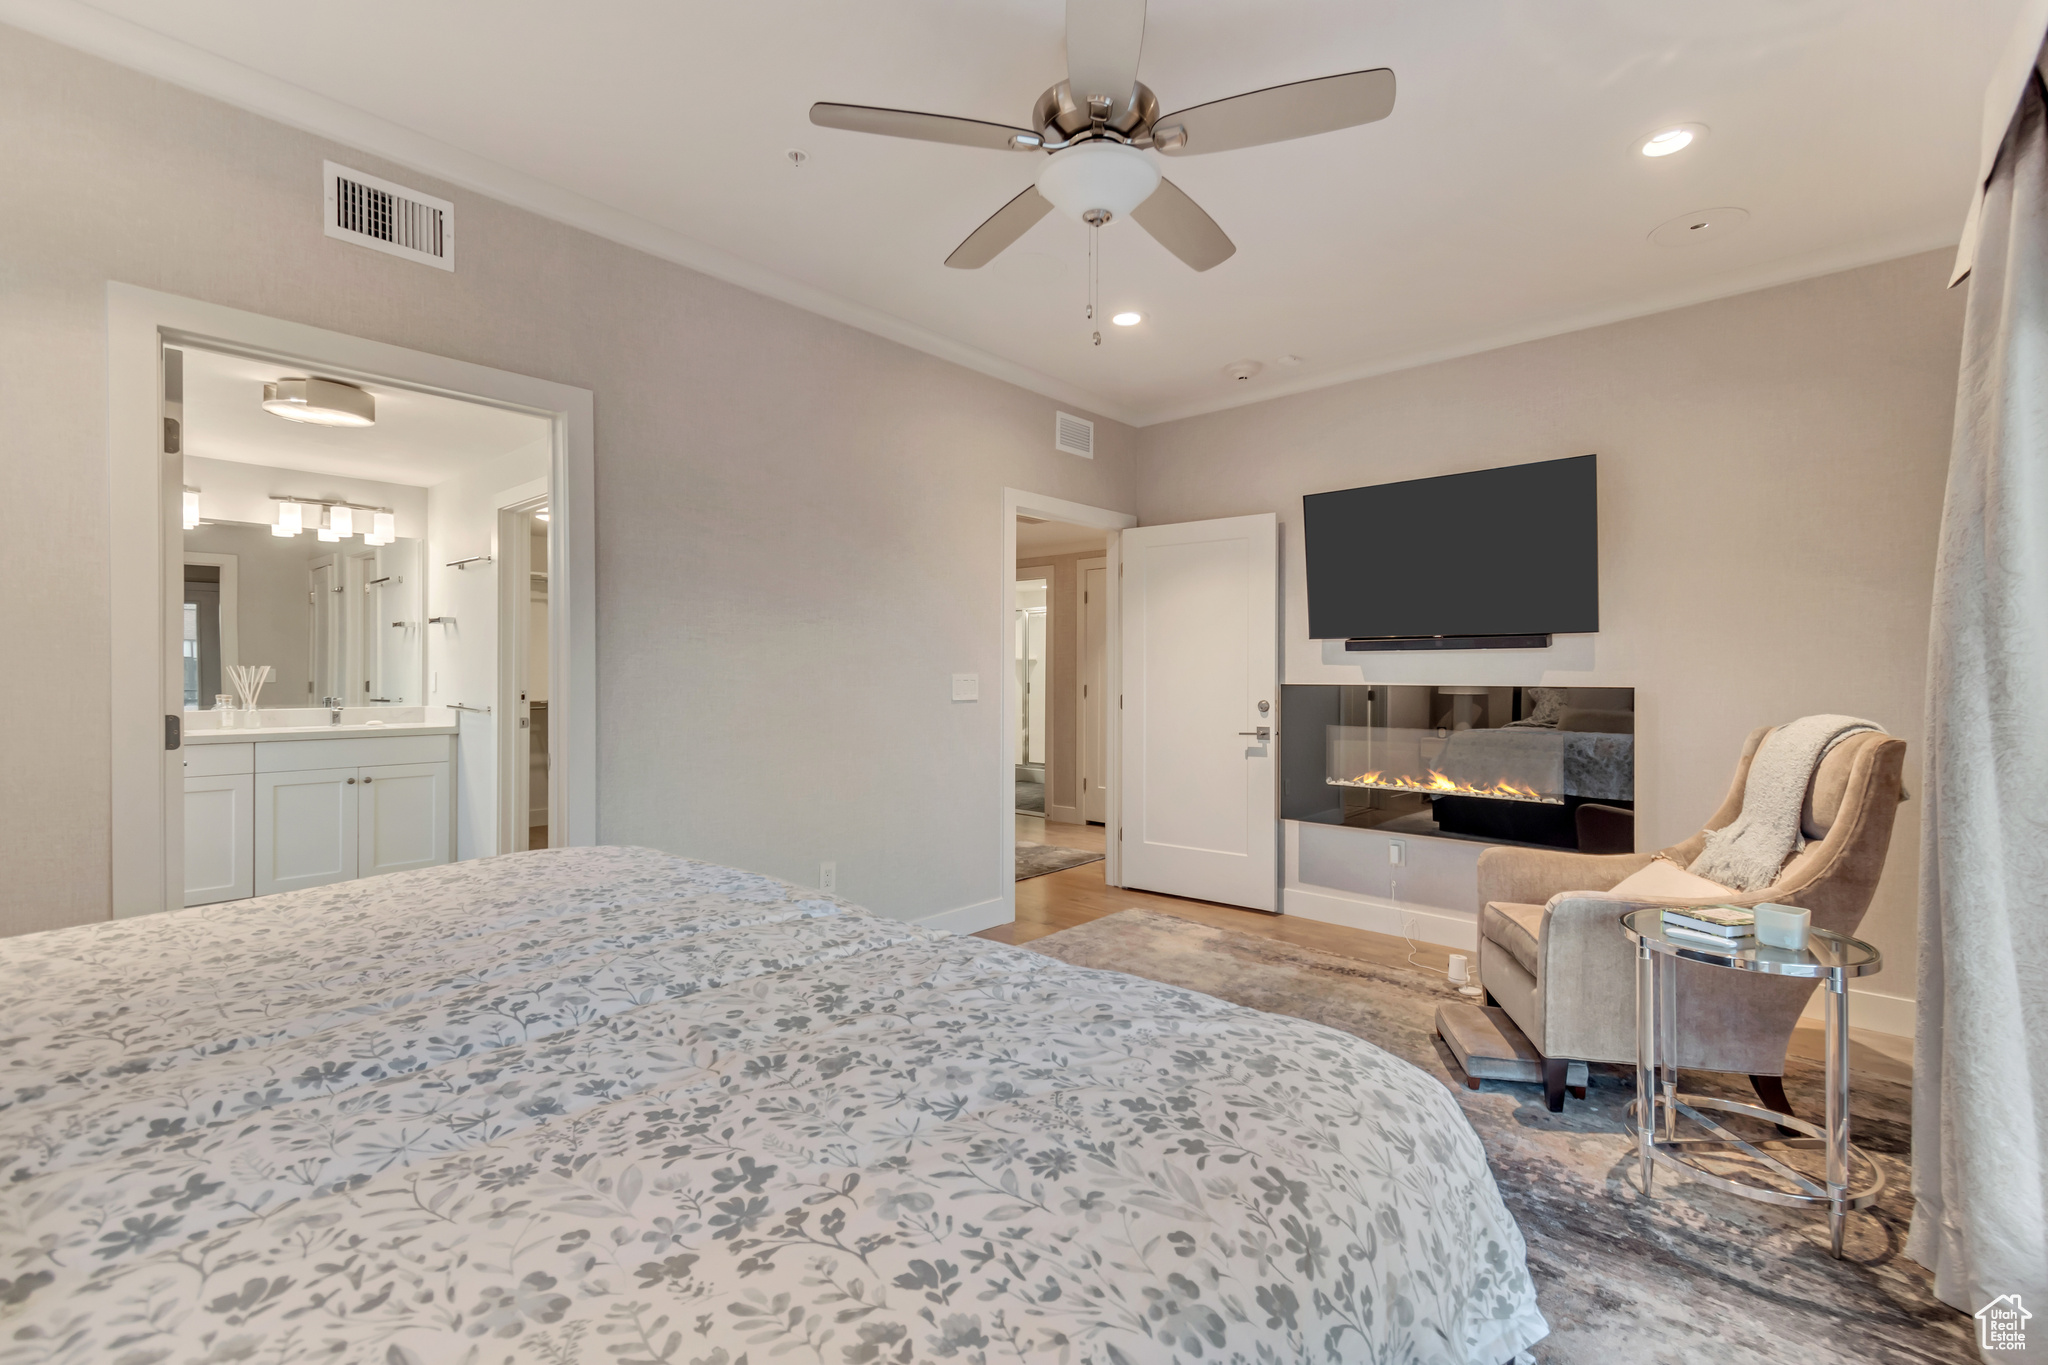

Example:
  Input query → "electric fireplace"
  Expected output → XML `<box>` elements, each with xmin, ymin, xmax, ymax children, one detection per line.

<box><xmin>1281</xmin><ymin>684</ymin><xmax>1635</xmax><ymax>852</ymax></box>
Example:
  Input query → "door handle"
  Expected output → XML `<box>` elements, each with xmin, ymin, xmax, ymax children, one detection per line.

<box><xmin>1238</xmin><ymin>727</ymin><xmax>1271</xmax><ymax>742</ymax></box>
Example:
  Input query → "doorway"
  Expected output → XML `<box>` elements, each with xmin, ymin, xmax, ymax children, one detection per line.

<box><xmin>1003</xmin><ymin>489</ymin><xmax>1134</xmax><ymax>924</ymax></box>
<box><xmin>109</xmin><ymin>286</ymin><xmax>595</xmax><ymax>918</ymax></box>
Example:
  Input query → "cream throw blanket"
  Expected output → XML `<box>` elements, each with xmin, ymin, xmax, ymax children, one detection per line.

<box><xmin>1688</xmin><ymin>714</ymin><xmax>1880</xmax><ymax>891</ymax></box>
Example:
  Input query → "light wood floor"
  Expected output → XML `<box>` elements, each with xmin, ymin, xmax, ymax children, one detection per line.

<box><xmin>987</xmin><ymin>815</ymin><xmax>1913</xmax><ymax>1084</ymax></box>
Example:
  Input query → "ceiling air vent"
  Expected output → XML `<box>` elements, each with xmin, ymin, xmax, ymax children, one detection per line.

<box><xmin>1054</xmin><ymin>411</ymin><xmax>1094</xmax><ymax>459</ymax></box>
<box><xmin>323</xmin><ymin>161</ymin><xmax>454</xmax><ymax>270</ymax></box>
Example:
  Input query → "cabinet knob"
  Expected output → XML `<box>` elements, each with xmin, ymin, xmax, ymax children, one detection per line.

<box><xmin>363</xmin><ymin>777</ymin><xmax>373</xmax><ymax>783</ymax></box>
<box><xmin>347</xmin><ymin>777</ymin><xmax>356</xmax><ymax>784</ymax></box>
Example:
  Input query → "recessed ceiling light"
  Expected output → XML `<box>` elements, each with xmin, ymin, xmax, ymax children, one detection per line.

<box><xmin>262</xmin><ymin>377</ymin><xmax>375</xmax><ymax>427</ymax></box>
<box><xmin>1111</xmin><ymin>311</ymin><xmax>1142</xmax><ymax>326</ymax></box>
<box><xmin>1636</xmin><ymin>123</ymin><xmax>1708</xmax><ymax>159</ymax></box>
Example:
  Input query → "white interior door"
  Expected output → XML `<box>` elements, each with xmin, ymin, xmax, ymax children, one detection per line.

<box><xmin>359</xmin><ymin>761</ymin><xmax>452</xmax><ymax>877</ymax></box>
<box><xmin>256</xmin><ymin>766</ymin><xmax>359</xmax><ymax>894</ymax></box>
<box><xmin>1118</xmin><ymin>514</ymin><xmax>1279</xmax><ymax>910</ymax></box>
<box><xmin>1081</xmin><ymin>559</ymin><xmax>1109</xmax><ymax>824</ymax></box>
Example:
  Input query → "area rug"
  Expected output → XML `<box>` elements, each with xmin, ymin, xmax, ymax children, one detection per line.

<box><xmin>1014</xmin><ymin>840</ymin><xmax>1102</xmax><ymax>880</ymax></box>
<box><xmin>1015</xmin><ymin>778</ymin><xmax>1045</xmax><ymax>813</ymax></box>
<box><xmin>1022</xmin><ymin>908</ymin><xmax>1973</xmax><ymax>1365</ymax></box>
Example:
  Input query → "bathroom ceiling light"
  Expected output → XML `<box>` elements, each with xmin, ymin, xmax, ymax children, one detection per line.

<box><xmin>534</xmin><ymin>509</ymin><xmax>549</xmax><ymax>522</ymax></box>
<box><xmin>1637</xmin><ymin>123</ymin><xmax>1707</xmax><ymax>158</ymax></box>
<box><xmin>1111</xmin><ymin>311</ymin><xmax>1142</xmax><ymax>327</ymax></box>
<box><xmin>328</xmin><ymin>505</ymin><xmax>354</xmax><ymax>539</ymax></box>
<box><xmin>261</xmin><ymin>377</ymin><xmax>376</xmax><ymax>427</ymax></box>
<box><xmin>181</xmin><ymin>487</ymin><xmax>201</xmax><ymax>530</ymax></box>
<box><xmin>272</xmin><ymin>501</ymin><xmax>302</xmax><ymax>537</ymax></box>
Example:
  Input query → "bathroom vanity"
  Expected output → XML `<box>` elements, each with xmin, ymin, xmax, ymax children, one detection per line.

<box><xmin>180</xmin><ymin>707</ymin><xmax>458</xmax><ymax>905</ymax></box>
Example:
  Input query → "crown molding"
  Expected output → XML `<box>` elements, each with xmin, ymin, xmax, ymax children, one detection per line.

<box><xmin>0</xmin><ymin>0</ymin><xmax>1144</xmax><ymax>427</ymax></box>
<box><xmin>1135</xmin><ymin>228</ymin><xmax>1960</xmax><ymax>427</ymax></box>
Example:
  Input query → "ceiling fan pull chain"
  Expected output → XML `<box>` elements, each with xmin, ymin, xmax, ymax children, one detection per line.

<box><xmin>1089</xmin><ymin>219</ymin><xmax>1102</xmax><ymax>346</ymax></box>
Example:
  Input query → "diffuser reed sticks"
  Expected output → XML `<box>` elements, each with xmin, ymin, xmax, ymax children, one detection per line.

<box><xmin>225</xmin><ymin>664</ymin><xmax>272</xmax><ymax>726</ymax></box>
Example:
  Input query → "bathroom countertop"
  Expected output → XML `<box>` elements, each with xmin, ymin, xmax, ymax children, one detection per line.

<box><xmin>183</xmin><ymin>708</ymin><xmax>460</xmax><ymax>743</ymax></box>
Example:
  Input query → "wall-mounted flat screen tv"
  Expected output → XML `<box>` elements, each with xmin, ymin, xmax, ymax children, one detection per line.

<box><xmin>1303</xmin><ymin>454</ymin><xmax>1598</xmax><ymax>642</ymax></box>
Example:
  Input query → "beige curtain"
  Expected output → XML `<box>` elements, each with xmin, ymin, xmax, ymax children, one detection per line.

<box><xmin>1909</xmin><ymin>75</ymin><xmax>2048</xmax><ymax>1338</ymax></box>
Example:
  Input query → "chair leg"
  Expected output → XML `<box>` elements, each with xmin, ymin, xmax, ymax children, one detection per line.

<box><xmin>1543</xmin><ymin>1057</ymin><xmax>1568</xmax><ymax>1113</ymax></box>
<box><xmin>1751</xmin><ymin>1074</ymin><xmax>1799</xmax><ymax>1136</ymax></box>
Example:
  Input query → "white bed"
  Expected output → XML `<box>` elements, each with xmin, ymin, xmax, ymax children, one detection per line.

<box><xmin>0</xmin><ymin>847</ymin><xmax>1546</xmax><ymax>1363</ymax></box>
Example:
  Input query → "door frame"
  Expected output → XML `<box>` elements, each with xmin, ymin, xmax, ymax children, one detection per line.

<box><xmin>497</xmin><ymin>490</ymin><xmax>550</xmax><ymax>854</ymax></box>
<box><xmin>1000</xmin><ymin>490</ymin><xmax>1136</xmax><ymax>922</ymax></box>
<box><xmin>1076</xmin><ymin>554</ymin><xmax>1108</xmax><ymax>825</ymax></box>
<box><xmin>1013</xmin><ymin>564</ymin><xmax>1052</xmax><ymax>814</ymax></box>
<box><xmin>109</xmin><ymin>284</ymin><xmax>597</xmax><ymax>917</ymax></box>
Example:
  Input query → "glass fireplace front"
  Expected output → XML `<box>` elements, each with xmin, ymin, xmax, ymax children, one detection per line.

<box><xmin>1281</xmin><ymin>684</ymin><xmax>1636</xmax><ymax>852</ymax></box>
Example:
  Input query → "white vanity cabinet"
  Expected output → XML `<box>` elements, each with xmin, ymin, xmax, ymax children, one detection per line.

<box><xmin>182</xmin><ymin>745</ymin><xmax>254</xmax><ymax>906</ymax></box>
<box><xmin>182</xmin><ymin>731</ymin><xmax>455</xmax><ymax>905</ymax></box>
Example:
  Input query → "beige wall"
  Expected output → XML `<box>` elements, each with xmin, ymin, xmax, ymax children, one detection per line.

<box><xmin>0</xmin><ymin>24</ymin><xmax>1135</xmax><ymax>936</ymax></box>
<box><xmin>1134</xmin><ymin>251</ymin><xmax>1964</xmax><ymax>1026</ymax></box>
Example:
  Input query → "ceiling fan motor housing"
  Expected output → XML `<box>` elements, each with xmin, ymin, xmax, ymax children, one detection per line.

<box><xmin>1033</xmin><ymin>80</ymin><xmax>1160</xmax><ymax>144</ymax></box>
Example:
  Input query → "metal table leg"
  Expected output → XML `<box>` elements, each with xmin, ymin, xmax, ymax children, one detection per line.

<box><xmin>1658</xmin><ymin>954</ymin><xmax>1679</xmax><ymax>1143</ymax></box>
<box><xmin>1825</xmin><ymin>966</ymin><xmax>1849</xmax><ymax>1257</ymax></box>
<box><xmin>1636</xmin><ymin>939</ymin><xmax>1656</xmax><ymax>1194</ymax></box>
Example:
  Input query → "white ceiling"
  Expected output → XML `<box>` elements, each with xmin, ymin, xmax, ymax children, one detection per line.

<box><xmin>179</xmin><ymin>345</ymin><xmax>549</xmax><ymax>486</ymax></box>
<box><xmin>52</xmin><ymin>1</ymin><xmax>2025</xmax><ymax>424</ymax></box>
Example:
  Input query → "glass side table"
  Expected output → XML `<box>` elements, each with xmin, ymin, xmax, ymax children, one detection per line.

<box><xmin>1620</xmin><ymin>908</ymin><xmax>1885</xmax><ymax>1258</ymax></box>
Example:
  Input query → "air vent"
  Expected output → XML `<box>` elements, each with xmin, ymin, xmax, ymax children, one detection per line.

<box><xmin>323</xmin><ymin>161</ymin><xmax>454</xmax><ymax>270</ymax></box>
<box><xmin>1055</xmin><ymin>411</ymin><xmax>1094</xmax><ymax>458</ymax></box>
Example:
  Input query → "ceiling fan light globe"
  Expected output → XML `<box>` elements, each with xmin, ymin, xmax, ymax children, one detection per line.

<box><xmin>1035</xmin><ymin>142</ymin><xmax>1161</xmax><ymax>223</ymax></box>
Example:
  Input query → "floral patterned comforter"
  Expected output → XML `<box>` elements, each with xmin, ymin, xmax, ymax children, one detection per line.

<box><xmin>0</xmin><ymin>847</ymin><xmax>1545</xmax><ymax>1364</ymax></box>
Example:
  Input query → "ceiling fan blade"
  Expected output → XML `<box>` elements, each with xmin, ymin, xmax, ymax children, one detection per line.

<box><xmin>1064</xmin><ymin>0</ymin><xmax>1147</xmax><ymax>111</ymax></box>
<box><xmin>1130</xmin><ymin>178</ymin><xmax>1235</xmax><ymax>272</ymax></box>
<box><xmin>945</xmin><ymin>186</ymin><xmax>1055</xmax><ymax>269</ymax></box>
<box><xmin>1154</xmin><ymin>68</ymin><xmax>1395</xmax><ymax>156</ymax></box>
<box><xmin>809</xmin><ymin>102</ymin><xmax>1039</xmax><ymax>151</ymax></box>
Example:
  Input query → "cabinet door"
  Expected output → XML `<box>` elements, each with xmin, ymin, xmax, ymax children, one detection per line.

<box><xmin>358</xmin><ymin>762</ymin><xmax>451</xmax><ymax>879</ymax></box>
<box><xmin>255</xmin><ymin>767</ymin><xmax>360</xmax><ymax>895</ymax></box>
<box><xmin>183</xmin><ymin>774</ymin><xmax>253</xmax><ymax>906</ymax></box>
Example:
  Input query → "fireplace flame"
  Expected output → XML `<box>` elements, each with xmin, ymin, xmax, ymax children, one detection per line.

<box><xmin>1330</xmin><ymin>769</ymin><xmax>1562</xmax><ymax>805</ymax></box>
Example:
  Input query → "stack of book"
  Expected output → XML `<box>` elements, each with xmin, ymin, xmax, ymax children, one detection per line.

<box><xmin>1661</xmin><ymin>905</ymin><xmax>1755</xmax><ymax>944</ymax></box>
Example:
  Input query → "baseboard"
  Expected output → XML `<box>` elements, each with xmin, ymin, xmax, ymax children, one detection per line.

<box><xmin>913</xmin><ymin>896</ymin><xmax>1012</xmax><ymax>937</ymax></box>
<box><xmin>1801</xmin><ymin>982</ymin><xmax>1916</xmax><ymax>1040</ymax></box>
<box><xmin>1283</xmin><ymin>885</ymin><xmax>1478</xmax><ymax>951</ymax></box>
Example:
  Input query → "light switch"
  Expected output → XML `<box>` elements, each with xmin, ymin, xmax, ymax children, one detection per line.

<box><xmin>951</xmin><ymin>673</ymin><xmax>979</xmax><ymax>702</ymax></box>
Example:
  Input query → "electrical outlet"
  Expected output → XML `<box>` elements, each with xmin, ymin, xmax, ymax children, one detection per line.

<box><xmin>820</xmin><ymin>862</ymin><xmax>837</xmax><ymax>894</ymax></box>
<box><xmin>1388</xmin><ymin>839</ymin><xmax>1406</xmax><ymax>867</ymax></box>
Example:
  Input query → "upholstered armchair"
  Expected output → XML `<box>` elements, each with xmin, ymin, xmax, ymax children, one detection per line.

<box><xmin>1475</xmin><ymin>725</ymin><xmax>1907</xmax><ymax>1111</ymax></box>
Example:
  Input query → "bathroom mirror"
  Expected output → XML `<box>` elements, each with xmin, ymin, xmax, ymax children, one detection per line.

<box><xmin>182</xmin><ymin>526</ymin><xmax>426</xmax><ymax>708</ymax></box>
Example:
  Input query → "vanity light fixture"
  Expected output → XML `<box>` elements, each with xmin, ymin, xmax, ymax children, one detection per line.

<box><xmin>328</xmin><ymin>505</ymin><xmax>354</xmax><ymax>539</ymax></box>
<box><xmin>181</xmin><ymin>486</ymin><xmax>201</xmax><ymax>530</ymax></box>
<box><xmin>365</xmin><ymin>511</ymin><xmax>396</xmax><ymax>545</ymax></box>
<box><xmin>261</xmin><ymin>377</ymin><xmax>376</xmax><ymax>427</ymax></box>
<box><xmin>1111</xmin><ymin>311</ymin><xmax>1142</xmax><ymax>327</ymax></box>
<box><xmin>271</xmin><ymin>500</ymin><xmax>303</xmax><ymax>537</ymax></box>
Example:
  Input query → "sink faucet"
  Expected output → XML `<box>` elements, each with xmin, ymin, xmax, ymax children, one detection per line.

<box><xmin>324</xmin><ymin>697</ymin><xmax>343</xmax><ymax>725</ymax></box>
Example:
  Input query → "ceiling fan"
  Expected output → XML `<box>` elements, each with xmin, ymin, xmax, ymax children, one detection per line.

<box><xmin>809</xmin><ymin>0</ymin><xmax>1395</xmax><ymax>274</ymax></box>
